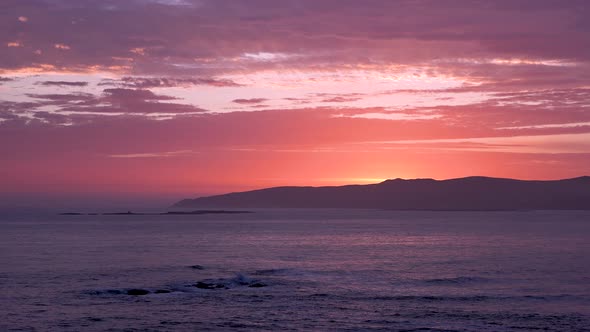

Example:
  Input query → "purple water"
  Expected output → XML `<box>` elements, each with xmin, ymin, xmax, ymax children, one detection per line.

<box><xmin>1</xmin><ymin>209</ymin><xmax>589</xmax><ymax>331</ymax></box>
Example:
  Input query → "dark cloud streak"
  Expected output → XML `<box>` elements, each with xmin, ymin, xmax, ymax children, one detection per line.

<box><xmin>2</xmin><ymin>0</ymin><xmax>589</xmax><ymax>75</ymax></box>
<box><xmin>37</xmin><ymin>81</ymin><xmax>89</xmax><ymax>87</ymax></box>
<box><xmin>232</xmin><ymin>98</ymin><xmax>268</xmax><ymax>104</ymax></box>
<box><xmin>99</xmin><ymin>77</ymin><xmax>242</xmax><ymax>88</ymax></box>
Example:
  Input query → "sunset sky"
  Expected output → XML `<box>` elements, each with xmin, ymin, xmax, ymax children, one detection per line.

<box><xmin>1</xmin><ymin>0</ymin><xmax>589</xmax><ymax>206</ymax></box>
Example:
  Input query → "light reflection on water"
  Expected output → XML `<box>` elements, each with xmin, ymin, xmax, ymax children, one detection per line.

<box><xmin>1</xmin><ymin>209</ymin><xmax>589</xmax><ymax>331</ymax></box>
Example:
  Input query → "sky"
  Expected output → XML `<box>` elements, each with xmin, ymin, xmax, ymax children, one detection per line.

<box><xmin>1</xmin><ymin>0</ymin><xmax>589</xmax><ymax>207</ymax></box>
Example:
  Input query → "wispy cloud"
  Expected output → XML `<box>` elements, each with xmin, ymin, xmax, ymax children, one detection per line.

<box><xmin>497</xmin><ymin>122</ymin><xmax>590</xmax><ymax>130</ymax></box>
<box><xmin>232</xmin><ymin>98</ymin><xmax>268</xmax><ymax>105</ymax></box>
<box><xmin>1</xmin><ymin>0</ymin><xmax>590</xmax><ymax>194</ymax></box>
<box><xmin>53</xmin><ymin>43</ymin><xmax>70</xmax><ymax>50</ymax></box>
<box><xmin>100</xmin><ymin>77</ymin><xmax>242</xmax><ymax>88</ymax></box>
<box><xmin>37</xmin><ymin>81</ymin><xmax>89</xmax><ymax>87</ymax></box>
<box><xmin>107</xmin><ymin>150</ymin><xmax>197</xmax><ymax>158</ymax></box>
<box><xmin>363</xmin><ymin>133</ymin><xmax>590</xmax><ymax>154</ymax></box>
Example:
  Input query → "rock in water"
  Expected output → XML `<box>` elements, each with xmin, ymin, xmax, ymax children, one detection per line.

<box><xmin>194</xmin><ymin>281</ymin><xmax>217</xmax><ymax>289</ymax></box>
<box><xmin>127</xmin><ymin>289</ymin><xmax>150</xmax><ymax>296</ymax></box>
<box><xmin>248</xmin><ymin>282</ymin><xmax>267</xmax><ymax>288</ymax></box>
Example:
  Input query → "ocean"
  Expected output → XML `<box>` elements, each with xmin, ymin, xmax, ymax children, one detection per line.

<box><xmin>1</xmin><ymin>209</ymin><xmax>589</xmax><ymax>331</ymax></box>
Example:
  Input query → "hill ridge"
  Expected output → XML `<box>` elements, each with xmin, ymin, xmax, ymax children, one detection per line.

<box><xmin>172</xmin><ymin>176</ymin><xmax>590</xmax><ymax>211</ymax></box>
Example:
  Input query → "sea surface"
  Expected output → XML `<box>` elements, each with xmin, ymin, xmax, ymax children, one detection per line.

<box><xmin>1</xmin><ymin>209</ymin><xmax>589</xmax><ymax>331</ymax></box>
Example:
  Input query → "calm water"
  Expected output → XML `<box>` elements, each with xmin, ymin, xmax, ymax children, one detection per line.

<box><xmin>1</xmin><ymin>209</ymin><xmax>589</xmax><ymax>331</ymax></box>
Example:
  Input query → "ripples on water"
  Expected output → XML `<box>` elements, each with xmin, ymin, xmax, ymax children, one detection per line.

<box><xmin>1</xmin><ymin>209</ymin><xmax>589</xmax><ymax>331</ymax></box>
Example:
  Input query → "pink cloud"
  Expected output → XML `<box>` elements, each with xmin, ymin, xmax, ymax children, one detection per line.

<box><xmin>1</xmin><ymin>0</ymin><xmax>588</xmax><ymax>76</ymax></box>
<box><xmin>232</xmin><ymin>98</ymin><xmax>268</xmax><ymax>104</ymax></box>
<box><xmin>1</xmin><ymin>0</ymin><xmax>589</xmax><ymax>198</ymax></box>
<box><xmin>37</xmin><ymin>81</ymin><xmax>88</xmax><ymax>87</ymax></box>
<box><xmin>100</xmin><ymin>76</ymin><xmax>242</xmax><ymax>88</ymax></box>
<box><xmin>1</xmin><ymin>109</ymin><xmax>588</xmax><ymax>195</ymax></box>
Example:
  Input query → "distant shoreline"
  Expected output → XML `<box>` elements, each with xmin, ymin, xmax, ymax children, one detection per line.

<box><xmin>173</xmin><ymin>176</ymin><xmax>590</xmax><ymax>210</ymax></box>
<box><xmin>59</xmin><ymin>210</ymin><xmax>253</xmax><ymax>216</ymax></box>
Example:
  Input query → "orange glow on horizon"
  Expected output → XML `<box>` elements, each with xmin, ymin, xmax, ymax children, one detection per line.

<box><xmin>1</xmin><ymin>1</ymin><xmax>589</xmax><ymax>201</ymax></box>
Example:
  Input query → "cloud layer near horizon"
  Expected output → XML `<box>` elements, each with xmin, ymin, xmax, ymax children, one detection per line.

<box><xmin>1</xmin><ymin>0</ymin><xmax>589</xmax><ymax>197</ymax></box>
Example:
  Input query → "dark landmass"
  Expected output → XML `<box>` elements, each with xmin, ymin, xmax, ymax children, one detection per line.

<box><xmin>102</xmin><ymin>211</ymin><xmax>140</xmax><ymax>215</ymax></box>
<box><xmin>164</xmin><ymin>210</ymin><xmax>252</xmax><ymax>215</ymax></box>
<box><xmin>173</xmin><ymin>176</ymin><xmax>590</xmax><ymax>211</ymax></box>
<box><xmin>59</xmin><ymin>210</ymin><xmax>252</xmax><ymax>216</ymax></box>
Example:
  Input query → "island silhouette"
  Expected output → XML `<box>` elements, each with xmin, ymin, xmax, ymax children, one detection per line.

<box><xmin>173</xmin><ymin>176</ymin><xmax>590</xmax><ymax>210</ymax></box>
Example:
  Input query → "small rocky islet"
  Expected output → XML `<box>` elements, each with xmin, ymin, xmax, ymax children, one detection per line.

<box><xmin>60</xmin><ymin>210</ymin><xmax>253</xmax><ymax>216</ymax></box>
<box><xmin>89</xmin><ymin>272</ymin><xmax>267</xmax><ymax>296</ymax></box>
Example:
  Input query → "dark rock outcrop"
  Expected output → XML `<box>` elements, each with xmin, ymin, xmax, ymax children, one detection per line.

<box><xmin>248</xmin><ymin>282</ymin><xmax>267</xmax><ymax>288</ymax></box>
<box><xmin>193</xmin><ymin>274</ymin><xmax>267</xmax><ymax>290</ymax></box>
<box><xmin>126</xmin><ymin>289</ymin><xmax>150</xmax><ymax>296</ymax></box>
<box><xmin>194</xmin><ymin>281</ymin><xmax>226</xmax><ymax>289</ymax></box>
